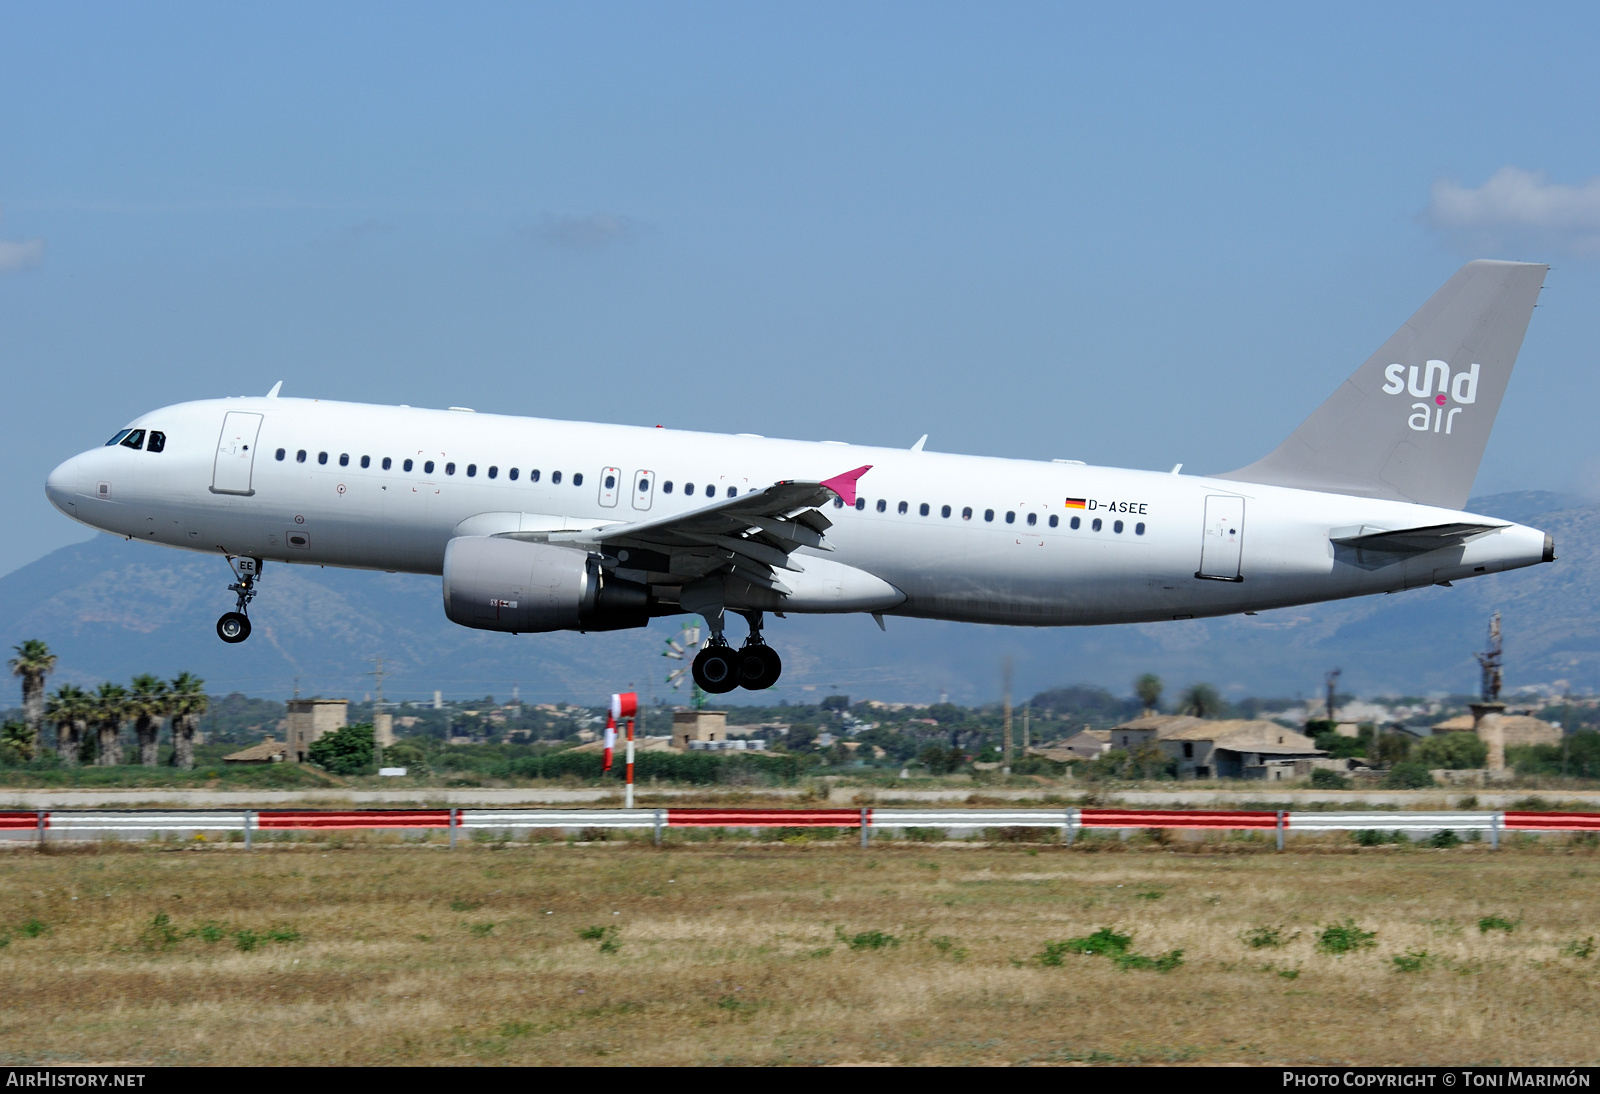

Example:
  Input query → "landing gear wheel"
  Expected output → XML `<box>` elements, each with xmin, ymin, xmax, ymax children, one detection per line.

<box><xmin>736</xmin><ymin>645</ymin><xmax>783</xmax><ymax>690</ymax></box>
<box><xmin>217</xmin><ymin>612</ymin><xmax>252</xmax><ymax>644</ymax></box>
<box><xmin>692</xmin><ymin>644</ymin><xmax>741</xmax><ymax>694</ymax></box>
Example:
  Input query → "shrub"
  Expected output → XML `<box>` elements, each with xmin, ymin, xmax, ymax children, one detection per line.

<box><xmin>1241</xmin><ymin>925</ymin><xmax>1289</xmax><ymax>949</ymax></box>
<box><xmin>1037</xmin><ymin>928</ymin><xmax>1179</xmax><ymax>972</ymax></box>
<box><xmin>1353</xmin><ymin>829</ymin><xmax>1404</xmax><ymax>846</ymax></box>
<box><xmin>837</xmin><ymin>928</ymin><xmax>899</xmax><ymax>951</ymax></box>
<box><xmin>1310</xmin><ymin>769</ymin><xmax>1350</xmax><ymax>789</ymax></box>
<box><xmin>1561</xmin><ymin>937</ymin><xmax>1594</xmax><ymax>958</ymax></box>
<box><xmin>1316</xmin><ymin>919</ymin><xmax>1377</xmax><ymax>955</ymax></box>
<box><xmin>1392</xmin><ymin>949</ymin><xmax>1432</xmax><ymax>972</ymax></box>
<box><xmin>308</xmin><ymin>723</ymin><xmax>375</xmax><ymax>776</ymax></box>
<box><xmin>1113</xmin><ymin>949</ymin><xmax>1184</xmax><ymax>972</ymax></box>
<box><xmin>1428</xmin><ymin>830</ymin><xmax>1462</xmax><ymax>848</ymax></box>
<box><xmin>1380</xmin><ymin>762</ymin><xmax>1436</xmax><ymax>790</ymax></box>
<box><xmin>1477</xmin><ymin>915</ymin><xmax>1518</xmax><ymax>934</ymax></box>
<box><xmin>1414</xmin><ymin>732</ymin><xmax>1488</xmax><ymax>770</ymax></box>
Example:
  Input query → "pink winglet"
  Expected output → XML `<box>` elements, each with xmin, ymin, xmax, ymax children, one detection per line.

<box><xmin>820</xmin><ymin>464</ymin><xmax>873</xmax><ymax>507</ymax></box>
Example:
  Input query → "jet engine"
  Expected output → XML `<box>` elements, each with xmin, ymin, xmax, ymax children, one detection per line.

<box><xmin>442</xmin><ymin>536</ymin><xmax>652</xmax><ymax>633</ymax></box>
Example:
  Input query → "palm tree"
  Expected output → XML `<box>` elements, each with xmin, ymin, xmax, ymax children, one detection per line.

<box><xmin>9</xmin><ymin>640</ymin><xmax>57</xmax><ymax>760</ymax></box>
<box><xmin>46</xmin><ymin>683</ymin><xmax>91</xmax><ymax>766</ymax></box>
<box><xmin>128</xmin><ymin>674</ymin><xmax>171</xmax><ymax>767</ymax></box>
<box><xmin>1135</xmin><ymin>673</ymin><xmax>1163</xmax><ymax>716</ymax></box>
<box><xmin>168</xmin><ymin>672</ymin><xmax>208</xmax><ymax>770</ymax></box>
<box><xmin>93</xmin><ymin>682</ymin><xmax>130</xmax><ymax>766</ymax></box>
<box><xmin>1178</xmin><ymin>682</ymin><xmax>1223</xmax><ymax>719</ymax></box>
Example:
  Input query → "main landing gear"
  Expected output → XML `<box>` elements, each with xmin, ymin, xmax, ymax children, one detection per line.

<box><xmin>216</xmin><ymin>556</ymin><xmax>262</xmax><ymax>644</ymax></box>
<box><xmin>691</xmin><ymin>611</ymin><xmax>783</xmax><ymax>694</ymax></box>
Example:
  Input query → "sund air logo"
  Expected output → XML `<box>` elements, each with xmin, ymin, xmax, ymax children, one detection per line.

<box><xmin>1380</xmin><ymin>360</ymin><xmax>1479</xmax><ymax>435</ymax></box>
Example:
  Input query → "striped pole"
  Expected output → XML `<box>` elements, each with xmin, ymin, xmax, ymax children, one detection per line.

<box><xmin>244</xmin><ymin>810</ymin><xmax>253</xmax><ymax>851</ymax></box>
<box><xmin>448</xmin><ymin>807</ymin><xmax>457</xmax><ymax>849</ymax></box>
<box><xmin>625</xmin><ymin>716</ymin><xmax>635</xmax><ymax>811</ymax></box>
<box><xmin>1276</xmin><ymin>810</ymin><xmax>1285</xmax><ymax>851</ymax></box>
<box><xmin>860</xmin><ymin>807</ymin><xmax>870</xmax><ymax>848</ymax></box>
<box><xmin>36</xmin><ymin>810</ymin><xmax>45</xmax><ymax>852</ymax></box>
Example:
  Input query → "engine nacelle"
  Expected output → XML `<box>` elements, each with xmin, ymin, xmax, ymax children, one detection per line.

<box><xmin>442</xmin><ymin>536</ymin><xmax>652</xmax><ymax>633</ymax></box>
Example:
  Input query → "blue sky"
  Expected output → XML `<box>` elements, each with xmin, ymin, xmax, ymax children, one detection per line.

<box><xmin>4</xmin><ymin>2</ymin><xmax>1600</xmax><ymax>579</ymax></box>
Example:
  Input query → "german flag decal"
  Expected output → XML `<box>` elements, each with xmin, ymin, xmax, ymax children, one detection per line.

<box><xmin>1064</xmin><ymin>498</ymin><xmax>1087</xmax><ymax>509</ymax></box>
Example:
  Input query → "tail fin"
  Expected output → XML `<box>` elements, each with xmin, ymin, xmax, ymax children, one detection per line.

<box><xmin>1217</xmin><ymin>260</ymin><xmax>1547</xmax><ymax>509</ymax></box>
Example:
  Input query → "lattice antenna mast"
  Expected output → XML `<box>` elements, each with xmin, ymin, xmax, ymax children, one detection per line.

<box><xmin>1324</xmin><ymin>668</ymin><xmax>1342</xmax><ymax>723</ymax></box>
<box><xmin>1475</xmin><ymin>612</ymin><xmax>1503</xmax><ymax>702</ymax></box>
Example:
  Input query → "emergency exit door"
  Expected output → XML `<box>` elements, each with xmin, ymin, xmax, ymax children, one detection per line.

<box><xmin>1196</xmin><ymin>495</ymin><xmax>1245</xmax><ymax>581</ymax></box>
<box><xmin>211</xmin><ymin>412</ymin><xmax>263</xmax><ymax>496</ymax></box>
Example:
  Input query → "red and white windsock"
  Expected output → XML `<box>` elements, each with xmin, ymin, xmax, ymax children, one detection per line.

<box><xmin>602</xmin><ymin>713</ymin><xmax>617</xmax><ymax>772</ymax></box>
<box><xmin>610</xmin><ymin>692</ymin><xmax>639</xmax><ymax>722</ymax></box>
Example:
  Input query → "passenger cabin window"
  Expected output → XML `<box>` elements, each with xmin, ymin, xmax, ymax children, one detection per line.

<box><xmin>552</xmin><ymin>471</ymin><xmax>562</xmax><ymax>484</ymax></box>
<box><xmin>705</xmin><ymin>484</ymin><xmax>714</xmax><ymax>497</ymax></box>
<box><xmin>574</xmin><ymin>473</ymin><xmax>584</xmax><ymax>487</ymax></box>
<box><xmin>297</xmin><ymin>450</ymin><xmax>307</xmax><ymax>463</ymax></box>
<box><xmin>487</xmin><ymin>466</ymin><xmax>497</xmax><ymax>479</ymax></box>
<box><xmin>445</xmin><ymin>462</ymin><xmax>455</xmax><ymax>475</ymax></box>
<box><xmin>276</xmin><ymin>448</ymin><xmax>286</xmax><ymax>461</ymax></box>
<box><xmin>508</xmin><ymin>468</ymin><xmax>518</xmax><ymax>480</ymax></box>
<box><xmin>360</xmin><ymin>456</ymin><xmax>370</xmax><ymax>468</ymax></box>
<box><xmin>683</xmin><ymin>482</ymin><xmax>694</xmax><ymax>494</ymax></box>
<box><xmin>382</xmin><ymin>457</ymin><xmax>392</xmax><ymax>470</ymax></box>
<box><xmin>1135</xmin><ymin>522</ymin><xmax>1145</xmax><ymax>535</ymax></box>
<box><xmin>1005</xmin><ymin>511</ymin><xmax>1015</xmax><ymax>524</ymax></box>
<box><xmin>339</xmin><ymin>454</ymin><xmax>349</xmax><ymax>467</ymax></box>
<box><xmin>855</xmin><ymin>498</ymin><xmax>865</xmax><ymax>510</ymax></box>
<box><xmin>834</xmin><ymin>498</ymin><xmax>844</xmax><ymax>508</ymax></box>
<box><xmin>318</xmin><ymin>452</ymin><xmax>328</xmax><ymax>465</ymax></box>
<box><xmin>424</xmin><ymin>460</ymin><xmax>435</xmax><ymax>474</ymax></box>
<box><xmin>147</xmin><ymin>431</ymin><xmax>166</xmax><ymax>453</ymax></box>
<box><xmin>529</xmin><ymin>469</ymin><xmax>540</xmax><ymax>482</ymax></box>
<box><xmin>919</xmin><ymin>503</ymin><xmax>930</xmax><ymax>516</ymax></box>
<box><xmin>119</xmin><ymin>430</ymin><xmax>145</xmax><ymax>450</ymax></box>
<box><xmin>962</xmin><ymin>507</ymin><xmax>972</xmax><ymax>520</ymax></box>
<box><xmin>724</xmin><ymin>485</ymin><xmax>734</xmax><ymax>497</ymax></box>
<box><xmin>403</xmin><ymin>459</ymin><xmax>413</xmax><ymax>472</ymax></box>
<box><xmin>940</xmin><ymin>505</ymin><xmax>951</xmax><ymax>518</ymax></box>
<box><xmin>1092</xmin><ymin>518</ymin><xmax>1102</xmax><ymax>531</ymax></box>
<box><xmin>1027</xmin><ymin>513</ymin><xmax>1037</xmax><ymax>526</ymax></box>
<box><xmin>898</xmin><ymin>501</ymin><xmax>908</xmax><ymax>514</ymax></box>
<box><xmin>876</xmin><ymin>499</ymin><xmax>886</xmax><ymax>512</ymax></box>
<box><xmin>984</xmin><ymin>509</ymin><xmax>994</xmax><ymax>522</ymax></box>
<box><xmin>1113</xmin><ymin>520</ymin><xmax>1124</xmax><ymax>533</ymax></box>
<box><xmin>605</xmin><ymin>473</ymin><xmax>616</xmax><ymax>489</ymax></box>
<box><xmin>105</xmin><ymin>429</ymin><xmax>133</xmax><ymax>447</ymax></box>
<box><xmin>1070</xmin><ymin>516</ymin><xmax>1080</xmax><ymax>529</ymax></box>
<box><xmin>663</xmin><ymin>481</ymin><xmax>673</xmax><ymax>493</ymax></box>
<box><xmin>467</xmin><ymin>464</ymin><xmax>477</xmax><ymax>477</ymax></box>
<box><xmin>1048</xmin><ymin>514</ymin><xmax>1058</xmax><ymax>528</ymax></box>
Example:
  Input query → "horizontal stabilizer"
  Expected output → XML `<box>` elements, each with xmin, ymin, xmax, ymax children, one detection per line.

<box><xmin>1329</xmin><ymin>522</ymin><xmax>1505</xmax><ymax>554</ymax></box>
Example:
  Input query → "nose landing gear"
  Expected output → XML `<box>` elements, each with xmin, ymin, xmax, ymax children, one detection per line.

<box><xmin>217</xmin><ymin>556</ymin><xmax>262</xmax><ymax>644</ymax></box>
<box><xmin>690</xmin><ymin>611</ymin><xmax>783</xmax><ymax>693</ymax></box>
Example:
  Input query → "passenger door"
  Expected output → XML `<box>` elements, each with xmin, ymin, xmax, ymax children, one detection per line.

<box><xmin>211</xmin><ymin>412</ymin><xmax>263</xmax><ymax>496</ymax></box>
<box><xmin>1197</xmin><ymin>495</ymin><xmax>1245</xmax><ymax>581</ymax></box>
<box><xmin>632</xmin><ymin>469</ymin><xmax>655</xmax><ymax>511</ymax></box>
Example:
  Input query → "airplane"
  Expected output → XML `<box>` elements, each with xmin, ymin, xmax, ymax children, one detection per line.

<box><xmin>45</xmin><ymin>260</ymin><xmax>1554</xmax><ymax>695</ymax></box>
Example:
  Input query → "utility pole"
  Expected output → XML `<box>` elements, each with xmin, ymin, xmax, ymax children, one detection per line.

<box><xmin>1022</xmin><ymin>707</ymin><xmax>1030</xmax><ymax>752</ymax></box>
<box><xmin>1002</xmin><ymin>657</ymin><xmax>1014</xmax><ymax>777</ymax></box>
<box><xmin>1324</xmin><ymin>668</ymin><xmax>1342</xmax><ymax>723</ymax></box>
<box><xmin>1476</xmin><ymin>612</ymin><xmax>1503</xmax><ymax>702</ymax></box>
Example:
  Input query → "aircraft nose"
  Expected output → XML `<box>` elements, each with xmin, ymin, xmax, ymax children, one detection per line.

<box><xmin>46</xmin><ymin>453</ymin><xmax>88</xmax><ymax>516</ymax></box>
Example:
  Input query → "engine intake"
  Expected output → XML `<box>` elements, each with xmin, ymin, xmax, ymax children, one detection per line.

<box><xmin>442</xmin><ymin>536</ymin><xmax>652</xmax><ymax>633</ymax></box>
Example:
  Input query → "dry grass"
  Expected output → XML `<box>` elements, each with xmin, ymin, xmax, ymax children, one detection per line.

<box><xmin>1</xmin><ymin>837</ymin><xmax>1598</xmax><ymax>1066</ymax></box>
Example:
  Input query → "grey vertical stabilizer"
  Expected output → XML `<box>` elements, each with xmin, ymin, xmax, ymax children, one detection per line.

<box><xmin>1216</xmin><ymin>260</ymin><xmax>1547</xmax><ymax>510</ymax></box>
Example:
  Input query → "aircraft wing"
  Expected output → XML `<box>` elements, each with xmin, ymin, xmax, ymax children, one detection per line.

<box><xmin>509</xmin><ymin>465</ymin><xmax>872</xmax><ymax>590</ymax></box>
<box><xmin>1329</xmin><ymin>522</ymin><xmax>1506</xmax><ymax>554</ymax></box>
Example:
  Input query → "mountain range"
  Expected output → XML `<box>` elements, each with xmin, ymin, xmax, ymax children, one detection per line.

<box><xmin>1</xmin><ymin>490</ymin><xmax>1594</xmax><ymax>706</ymax></box>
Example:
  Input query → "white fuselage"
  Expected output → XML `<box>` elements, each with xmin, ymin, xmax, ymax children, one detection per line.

<box><xmin>45</xmin><ymin>396</ymin><xmax>1551</xmax><ymax>627</ymax></box>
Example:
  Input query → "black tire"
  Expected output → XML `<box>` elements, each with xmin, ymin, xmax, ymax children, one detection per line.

<box><xmin>217</xmin><ymin>612</ymin><xmax>251</xmax><ymax>643</ymax></box>
<box><xmin>736</xmin><ymin>645</ymin><xmax>783</xmax><ymax>690</ymax></box>
<box><xmin>692</xmin><ymin>645</ymin><xmax>740</xmax><ymax>694</ymax></box>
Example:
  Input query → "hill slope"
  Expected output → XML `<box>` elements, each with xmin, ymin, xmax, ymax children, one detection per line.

<box><xmin>1</xmin><ymin>491</ymin><xmax>1591</xmax><ymax>704</ymax></box>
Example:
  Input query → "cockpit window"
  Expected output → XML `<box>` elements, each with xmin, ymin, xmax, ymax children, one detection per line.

<box><xmin>147</xmin><ymin>431</ymin><xmax>166</xmax><ymax>453</ymax></box>
<box><xmin>118</xmin><ymin>430</ymin><xmax>146</xmax><ymax>451</ymax></box>
<box><xmin>105</xmin><ymin>429</ymin><xmax>133</xmax><ymax>447</ymax></box>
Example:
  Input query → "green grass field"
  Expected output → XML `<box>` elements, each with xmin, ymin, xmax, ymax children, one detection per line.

<box><xmin>2</xmin><ymin>837</ymin><xmax>1597</xmax><ymax>1065</ymax></box>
